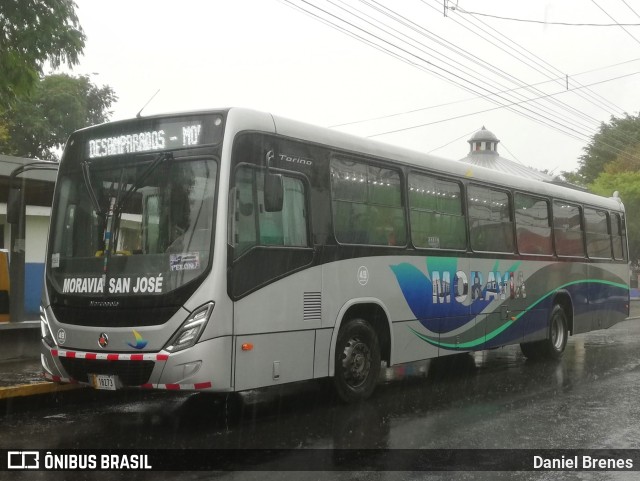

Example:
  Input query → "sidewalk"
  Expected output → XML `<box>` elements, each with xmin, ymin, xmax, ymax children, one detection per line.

<box><xmin>0</xmin><ymin>321</ymin><xmax>82</xmax><ymax>400</ymax></box>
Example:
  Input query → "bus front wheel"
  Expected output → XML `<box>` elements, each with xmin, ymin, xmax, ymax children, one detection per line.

<box><xmin>333</xmin><ymin>318</ymin><xmax>381</xmax><ymax>403</ymax></box>
<box><xmin>520</xmin><ymin>304</ymin><xmax>568</xmax><ymax>360</ymax></box>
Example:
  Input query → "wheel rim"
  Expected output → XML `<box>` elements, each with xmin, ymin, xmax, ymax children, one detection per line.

<box><xmin>551</xmin><ymin>312</ymin><xmax>565</xmax><ymax>351</ymax></box>
<box><xmin>340</xmin><ymin>336</ymin><xmax>372</xmax><ymax>389</ymax></box>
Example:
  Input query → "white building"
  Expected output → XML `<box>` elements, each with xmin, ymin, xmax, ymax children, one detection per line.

<box><xmin>0</xmin><ymin>154</ymin><xmax>57</xmax><ymax>317</ymax></box>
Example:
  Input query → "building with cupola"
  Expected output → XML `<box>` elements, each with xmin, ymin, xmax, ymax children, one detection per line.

<box><xmin>460</xmin><ymin>126</ymin><xmax>557</xmax><ymax>182</ymax></box>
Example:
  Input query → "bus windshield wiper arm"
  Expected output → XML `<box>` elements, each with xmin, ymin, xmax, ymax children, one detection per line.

<box><xmin>115</xmin><ymin>152</ymin><xmax>173</xmax><ymax>215</ymax></box>
<box><xmin>107</xmin><ymin>152</ymin><xmax>173</xmax><ymax>256</ymax></box>
<box><xmin>81</xmin><ymin>160</ymin><xmax>104</xmax><ymax>217</ymax></box>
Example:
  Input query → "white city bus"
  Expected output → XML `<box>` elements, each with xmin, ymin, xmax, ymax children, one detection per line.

<box><xmin>39</xmin><ymin>108</ymin><xmax>629</xmax><ymax>402</ymax></box>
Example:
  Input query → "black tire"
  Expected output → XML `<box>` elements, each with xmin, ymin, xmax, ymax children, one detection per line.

<box><xmin>333</xmin><ymin>318</ymin><xmax>381</xmax><ymax>403</ymax></box>
<box><xmin>520</xmin><ymin>304</ymin><xmax>568</xmax><ymax>360</ymax></box>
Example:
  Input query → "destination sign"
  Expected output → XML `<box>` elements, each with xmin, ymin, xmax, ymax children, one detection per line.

<box><xmin>87</xmin><ymin>120</ymin><xmax>204</xmax><ymax>159</ymax></box>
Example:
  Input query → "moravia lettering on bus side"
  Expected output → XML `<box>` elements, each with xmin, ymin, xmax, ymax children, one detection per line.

<box><xmin>430</xmin><ymin>269</ymin><xmax>526</xmax><ymax>304</ymax></box>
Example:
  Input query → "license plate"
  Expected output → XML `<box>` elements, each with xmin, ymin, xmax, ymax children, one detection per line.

<box><xmin>90</xmin><ymin>374</ymin><xmax>119</xmax><ymax>391</ymax></box>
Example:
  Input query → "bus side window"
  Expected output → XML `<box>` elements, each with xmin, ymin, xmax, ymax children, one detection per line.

<box><xmin>553</xmin><ymin>201</ymin><xmax>585</xmax><ymax>257</ymax></box>
<box><xmin>330</xmin><ymin>158</ymin><xmax>406</xmax><ymax>246</ymax></box>
<box><xmin>231</xmin><ymin>166</ymin><xmax>308</xmax><ymax>257</ymax></box>
<box><xmin>584</xmin><ymin>207</ymin><xmax>611</xmax><ymax>259</ymax></box>
<box><xmin>233</xmin><ymin>168</ymin><xmax>257</xmax><ymax>256</ymax></box>
<box><xmin>278</xmin><ymin>177</ymin><xmax>307</xmax><ymax>246</ymax></box>
<box><xmin>611</xmin><ymin>213</ymin><xmax>626</xmax><ymax>260</ymax></box>
<box><xmin>515</xmin><ymin>193</ymin><xmax>552</xmax><ymax>255</ymax></box>
<box><xmin>468</xmin><ymin>185</ymin><xmax>513</xmax><ymax>253</ymax></box>
<box><xmin>257</xmin><ymin>175</ymin><xmax>307</xmax><ymax>247</ymax></box>
<box><xmin>409</xmin><ymin>173</ymin><xmax>466</xmax><ymax>250</ymax></box>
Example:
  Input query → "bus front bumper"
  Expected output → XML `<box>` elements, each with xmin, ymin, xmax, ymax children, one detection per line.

<box><xmin>40</xmin><ymin>336</ymin><xmax>233</xmax><ymax>392</ymax></box>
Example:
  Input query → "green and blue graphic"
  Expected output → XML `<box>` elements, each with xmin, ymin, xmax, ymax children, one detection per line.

<box><xmin>127</xmin><ymin>329</ymin><xmax>148</xmax><ymax>350</ymax></box>
<box><xmin>390</xmin><ymin>257</ymin><xmax>521</xmax><ymax>333</ymax></box>
<box><xmin>390</xmin><ymin>257</ymin><xmax>628</xmax><ymax>351</ymax></box>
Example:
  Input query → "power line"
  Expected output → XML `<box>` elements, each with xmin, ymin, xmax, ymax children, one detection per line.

<box><xmin>425</xmin><ymin>0</ymin><xmax>615</xmax><ymax>127</ymax></box>
<box><xmin>438</xmin><ymin>0</ymin><xmax>628</xmax><ymax>118</ymax></box>
<box><xmin>332</xmin><ymin>71</ymin><xmax>640</xmax><ymax>131</ymax></box>
<box><xmin>498</xmin><ymin>141</ymin><xmax>524</xmax><ymax>166</ymax></box>
<box><xmin>590</xmin><ymin>0</ymin><xmax>640</xmax><ymax>47</ymax></box>
<box><xmin>311</xmin><ymin>0</ymin><xmax>623</xmax><ymax>136</ymax></box>
<box><xmin>437</xmin><ymin>0</ymin><xmax>634</xmax><ymax>145</ymax></box>
<box><xmin>440</xmin><ymin>0</ymin><xmax>628</xmax><ymax>116</ymax></box>
<box><xmin>361</xmin><ymin>0</ymin><xmax>607</xmax><ymax>136</ymax></box>
<box><xmin>332</xmin><ymin>0</ymin><xmax>600</xmax><ymax>133</ymax></box>
<box><xmin>282</xmin><ymin>0</ymin><xmax>640</xmax><ymax>163</ymax></box>
<box><xmin>375</xmin><ymin>0</ymin><xmax>607</xmax><ymax>132</ymax></box>
<box><xmin>450</xmin><ymin>8</ymin><xmax>640</xmax><ymax>27</ymax></box>
<box><xmin>364</xmin><ymin>72</ymin><xmax>640</xmax><ymax>139</ymax></box>
<box><xmin>426</xmin><ymin>128</ymin><xmax>477</xmax><ymax>154</ymax></box>
<box><xmin>302</xmin><ymin>0</ymin><xmax>599</xmax><ymax>141</ymax></box>
<box><xmin>331</xmin><ymin>55</ymin><xmax>640</xmax><ymax>129</ymax></box>
<box><xmin>451</xmin><ymin>4</ymin><xmax>640</xmax><ymax>152</ymax></box>
<box><xmin>620</xmin><ymin>0</ymin><xmax>640</xmax><ymax>20</ymax></box>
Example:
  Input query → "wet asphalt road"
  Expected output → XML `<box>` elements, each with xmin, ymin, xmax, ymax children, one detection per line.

<box><xmin>1</xmin><ymin>309</ymin><xmax>640</xmax><ymax>480</ymax></box>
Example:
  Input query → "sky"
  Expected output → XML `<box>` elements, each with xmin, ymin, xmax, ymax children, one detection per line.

<box><xmin>61</xmin><ymin>0</ymin><xmax>640</xmax><ymax>175</ymax></box>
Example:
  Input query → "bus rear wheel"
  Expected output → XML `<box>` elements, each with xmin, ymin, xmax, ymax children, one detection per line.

<box><xmin>520</xmin><ymin>304</ymin><xmax>568</xmax><ymax>360</ymax></box>
<box><xmin>333</xmin><ymin>318</ymin><xmax>381</xmax><ymax>403</ymax></box>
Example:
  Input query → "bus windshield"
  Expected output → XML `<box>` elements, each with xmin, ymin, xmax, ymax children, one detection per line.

<box><xmin>48</xmin><ymin>154</ymin><xmax>217</xmax><ymax>297</ymax></box>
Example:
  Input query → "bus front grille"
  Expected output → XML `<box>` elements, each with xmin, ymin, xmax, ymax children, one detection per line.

<box><xmin>59</xmin><ymin>358</ymin><xmax>155</xmax><ymax>386</ymax></box>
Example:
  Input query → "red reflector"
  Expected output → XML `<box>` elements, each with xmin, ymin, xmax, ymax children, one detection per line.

<box><xmin>241</xmin><ymin>343</ymin><xmax>254</xmax><ymax>351</ymax></box>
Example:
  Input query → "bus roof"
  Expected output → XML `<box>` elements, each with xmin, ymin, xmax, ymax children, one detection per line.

<box><xmin>261</xmin><ymin>109</ymin><xmax>623</xmax><ymax>213</ymax></box>
<box><xmin>73</xmin><ymin>107</ymin><xmax>624</xmax><ymax>213</ymax></box>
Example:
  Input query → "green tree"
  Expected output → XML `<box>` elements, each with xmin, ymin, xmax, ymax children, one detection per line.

<box><xmin>0</xmin><ymin>74</ymin><xmax>117</xmax><ymax>159</ymax></box>
<box><xmin>577</xmin><ymin>114</ymin><xmax>640</xmax><ymax>184</ymax></box>
<box><xmin>590</xmin><ymin>170</ymin><xmax>640</xmax><ymax>263</ymax></box>
<box><xmin>0</xmin><ymin>0</ymin><xmax>85</xmax><ymax>108</ymax></box>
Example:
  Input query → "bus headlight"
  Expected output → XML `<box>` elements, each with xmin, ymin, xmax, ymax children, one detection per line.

<box><xmin>40</xmin><ymin>306</ymin><xmax>55</xmax><ymax>347</ymax></box>
<box><xmin>164</xmin><ymin>302</ymin><xmax>214</xmax><ymax>353</ymax></box>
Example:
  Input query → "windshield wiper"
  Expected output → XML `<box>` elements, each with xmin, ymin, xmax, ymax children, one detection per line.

<box><xmin>109</xmin><ymin>152</ymin><xmax>173</xmax><ymax>255</ymax></box>
<box><xmin>107</xmin><ymin>152</ymin><xmax>173</xmax><ymax>259</ymax></box>
<box><xmin>82</xmin><ymin>152</ymin><xmax>174</xmax><ymax>219</ymax></box>
<box><xmin>81</xmin><ymin>160</ymin><xmax>104</xmax><ymax>217</ymax></box>
<box><xmin>81</xmin><ymin>152</ymin><xmax>174</xmax><ymax>291</ymax></box>
<box><xmin>115</xmin><ymin>152</ymin><xmax>173</xmax><ymax>217</ymax></box>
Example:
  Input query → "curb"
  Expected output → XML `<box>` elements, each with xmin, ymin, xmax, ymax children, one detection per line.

<box><xmin>0</xmin><ymin>381</ymin><xmax>85</xmax><ymax>400</ymax></box>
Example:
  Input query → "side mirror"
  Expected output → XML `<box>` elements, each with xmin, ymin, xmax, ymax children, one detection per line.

<box><xmin>7</xmin><ymin>187</ymin><xmax>22</xmax><ymax>225</ymax></box>
<box><xmin>264</xmin><ymin>173</ymin><xmax>284</xmax><ymax>212</ymax></box>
